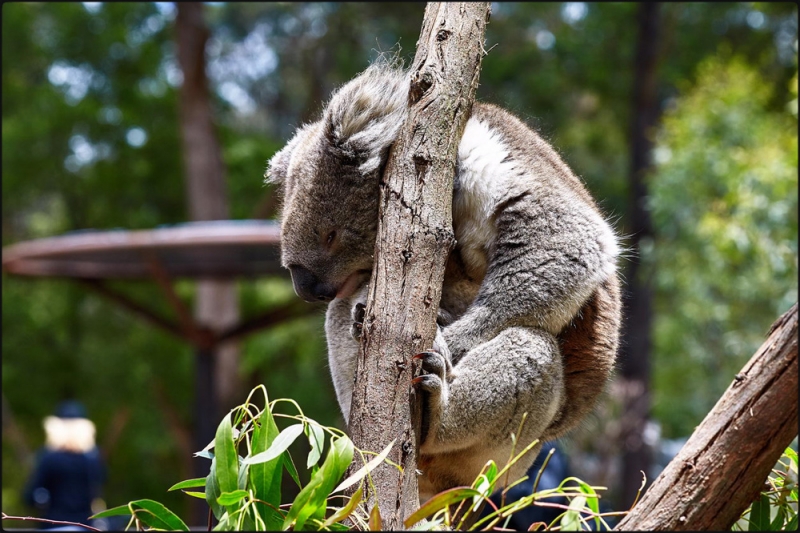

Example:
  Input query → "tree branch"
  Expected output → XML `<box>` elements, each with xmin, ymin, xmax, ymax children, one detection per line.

<box><xmin>2</xmin><ymin>513</ymin><xmax>100</xmax><ymax>532</ymax></box>
<box><xmin>345</xmin><ymin>2</ymin><xmax>491</xmax><ymax>528</ymax></box>
<box><xmin>615</xmin><ymin>303</ymin><xmax>798</xmax><ymax>530</ymax></box>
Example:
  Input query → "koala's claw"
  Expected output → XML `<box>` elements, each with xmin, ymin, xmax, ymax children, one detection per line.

<box><xmin>412</xmin><ymin>348</ymin><xmax>452</xmax><ymax>399</ymax></box>
<box><xmin>412</xmin><ymin>374</ymin><xmax>442</xmax><ymax>394</ymax></box>
<box><xmin>350</xmin><ymin>302</ymin><xmax>366</xmax><ymax>341</ymax></box>
<box><xmin>352</xmin><ymin>302</ymin><xmax>366</xmax><ymax>323</ymax></box>
<box><xmin>349</xmin><ymin>302</ymin><xmax>366</xmax><ymax>341</ymax></box>
<box><xmin>350</xmin><ymin>322</ymin><xmax>363</xmax><ymax>340</ymax></box>
<box><xmin>413</xmin><ymin>351</ymin><xmax>449</xmax><ymax>379</ymax></box>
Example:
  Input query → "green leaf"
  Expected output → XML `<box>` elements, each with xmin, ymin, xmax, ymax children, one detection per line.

<box><xmin>577</xmin><ymin>480</ymin><xmax>600</xmax><ymax>530</ymax></box>
<box><xmin>127</xmin><ymin>499</ymin><xmax>189</xmax><ymax>531</ymax></box>
<box><xmin>90</xmin><ymin>504</ymin><xmax>133</xmax><ymax>519</ymax></box>
<box><xmin>184</xmin><ymin>491</ymin><xmax>206</xmax><ymax>499</ymax></box>
<box><xmin>404</xmin><ymin>487</ymin><xmax>481</xmax><ymax>528</ymax></box>
<box><xmin>168</xmin><ymin>477</ymin><xmax>207</xmax><ymax>491</ymax></box>
<box><xmin>769</xmin><ymin>505</ymin><xmax>786</xmax><ymax>530</ymax></box>
<box><xmin>748</xmin><ymin>494</ymin><xmax>771</xmax><ymax>531</ymax></box>
<box><xmin>205</xmin><ymin>459</ymin><xmax>223</xmax><ymax>520</ymax></box>
<box><xmin>243</xmin><ymin>423</ymin><xmax>304</xmax><ymax>465</ymax></box>
<box><xmin>785</xmin><ymin>514</ymin><xmax>798</xmax><ymax>531</ymax></box>
<box><xmin>284</xmin><ymin>450</ymin><xmax>302</xmax><ymax>488</ymax></box>
<box><xmin>312</xmin><ymin>436</ymin><xmax>354</xmax><ymax>518</ymax></box>
<box><xmin>283</xmin><ymin>435</ymin><xmax>354</xmax><ymax>530</ymax></box>
<box><xmin>238</xmin><ymin>463</ymin><xmax>249</xmax><ymax>491</ymax></box>
<box><xmin>333</xmin><ymin>438</ymin><xmax>395</xmax><ymax>493</ymax></box>
<box><xmin>214</xmin><ymin>414</ymin><xmax>239</xmax><ymax>496</ymax></box>
<box><xmin>320</xmin><ymin>486</ymin><xmax>363</xmax><ymax>528</ymax></box>
<box><xmin>248</xmin><ymin>412</ymin><xmax>284</xmax><ymax>530</ymax></box>
<box><xmin>307</xmin><ymin>423</ymin><xmax>325</xmax><ymax>468</ymax></box>
<box><xmin>483</xmin><ymin>460</ymin><xmax>499</xmax><ymax>485</ymax></box>
<box><xmin>217</xmin><ymin>489</ymin><xmax>249</xmax><ymax>506</ymax></box>
<box><xmin>282</xmin><ymin>470</ymin><xmax>324</xmax><ymax>531</ymax></box>
<box><xmin>560</xmin><ymin>495</ymin><xmax>587</xmax><ymax>531</ymax></box>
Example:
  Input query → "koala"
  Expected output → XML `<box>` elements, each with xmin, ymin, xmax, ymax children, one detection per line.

<box><xmin>266</xmin><ymin>62</ymin><xmax>622</xmax><ymax>501</ymax></box>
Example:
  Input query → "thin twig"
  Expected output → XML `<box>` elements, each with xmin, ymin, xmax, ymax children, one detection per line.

<box><xmin>2</xmin><ymin>513</ymin><xmax>101</xmax><ymax>531</ymax></box>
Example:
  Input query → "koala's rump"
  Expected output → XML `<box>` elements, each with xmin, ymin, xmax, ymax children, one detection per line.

<box><xmin>545</xmin><ymin>274</ymin><xmax>622</xmax><ymax>441</ymax></box>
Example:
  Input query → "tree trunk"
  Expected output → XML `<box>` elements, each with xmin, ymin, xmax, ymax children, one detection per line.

<box><xmin>175</xmin><ymin>3</ymin><xmax>240</xmax><ymax>526</ymax></box>
<box><xmin>345</xmin><ymin>2</ymin><xmax>490</xmax><ymax>528</ymax></box>
<box><xmin>615</xmin><ymin>303</ymin><xmax>798</xmax><ymax>531</ymax></box>
<box><xmin>618</xmin><ymin>1</ymin><xmax>661</xmax><ymax>509</ymax></box>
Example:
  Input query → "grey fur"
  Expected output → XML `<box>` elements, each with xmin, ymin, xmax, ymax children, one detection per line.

<box><xmin>267</xmin><ymin>63</ymin><xmax>622</xmax><ymax>501</ymax></box>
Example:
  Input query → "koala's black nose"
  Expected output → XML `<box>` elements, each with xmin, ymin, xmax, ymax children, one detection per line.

<box><xmin>288</xmin><ymin>265</ymin><xmax>337</xmax><ymax>302</ymax></box>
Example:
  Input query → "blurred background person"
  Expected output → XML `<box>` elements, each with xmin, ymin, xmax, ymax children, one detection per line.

<box><xmin>22</xmin><ymin>400</ymin><xmax>106</xmax><ymax>531</ymax></box>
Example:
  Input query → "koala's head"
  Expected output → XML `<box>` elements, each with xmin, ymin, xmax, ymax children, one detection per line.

<box><xmin>266</xmin><ymin>63</ymin><xmax>409</xmax><ymax>303</ymax></box>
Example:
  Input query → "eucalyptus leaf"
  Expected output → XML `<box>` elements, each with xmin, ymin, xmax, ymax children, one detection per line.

<box><xmin>214</xmin><ymin>414</ymin><xmax>239</xmax><ymax>496</ymax></box>
<box><xmin>217</xmin><ymin>489</ymin><xmax>249</xmax><ymax>506</ymax></box>
<box><xmin>284</xmin><ymin>450</ymin><xmax>302</xmax><ymax>488</ymax></box>
<box><xmin>307</xmin><ymin>423</ymin><xmax>325</xmax><ymax>468</ymax></box>
<box><xmin>560</xmin><ymin>495</ymin><xmax>587</xmax><ymax>531</ymax></box>
<box><xmin>369</xmin><ymin>504</ymin><xmax>382</xmax><ymax>531</ymax></box>
<box><xmin>168</xmin><ymin>477</ymin><xmax>206</xmax><ymax>492</ymax></box>
<box><xmin>333</xmin><ymin>438</ymin><xmax>393</xmax><ymax>493</ymax></box>
<box><xmin>283</xmin><ymin>435</ymin><xmax>354</xmax><ymax>530</ymax></box>
<box><xmin>748</xmin><ymin>494</ymin><xmax>771</xmax><ymax>531</ymax></box>
<box><xmin>244</xmin><ymin>423</ymin><xmax>304</xmax><ymax>465</ymax></box>
<box><xmin>577</xmin><ymin>480</ymin><xmax>600</xmax><ymax>529</ymax></box>
<box><xmin>320</xmin><ymin>485</ymin><xmax>363</xmax><ymax>528</ymax></box>
<box><xmin>249</xmin><ymin>412</ymin><xmax>284</xmax><ymax>530</ymax></box>
<box><xmin>205</xmin><ymin>459</ymin><xmax>223</xmax><ymax>520</ymax></box>
<box><xmin>90</xmin><ymin>504</ymin><xmax>133</xmax><ymax>519</ymax></box>
<box><xmin>127</xmin><ymin>499</ymin><xmax>189</xmax><ymax>531</ymax></box>
<box><xmin>404</xmin><ymin>487</ymin><xmax>481</xmax><ymax>528</ymax></box>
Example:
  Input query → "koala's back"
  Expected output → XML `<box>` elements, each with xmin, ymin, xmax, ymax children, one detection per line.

<box><xmin>442</xmin><ymin>101</ymin><xmax>621</xmax><ymax>439</ymax></box>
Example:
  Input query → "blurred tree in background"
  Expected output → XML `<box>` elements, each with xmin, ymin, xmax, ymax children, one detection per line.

<box><xmin>2</xmin><ymin>1</ymin><xmax>796</xmax><ymax>524</ymax></box>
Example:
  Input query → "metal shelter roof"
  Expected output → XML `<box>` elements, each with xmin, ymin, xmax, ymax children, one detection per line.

<box><xmin>0</xmin><ymin>220</ymin><xmax>311</xmax><ymax>349</ymax></box>
<box><xmin>2</xmin><ymin>219</ymin><xmax>284</xmax><ymax>280</ymax></box>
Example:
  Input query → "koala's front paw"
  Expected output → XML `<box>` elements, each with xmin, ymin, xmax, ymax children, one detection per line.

<box><xmin>412</xmin><ymin>327</ymin><xmax>453</xmax><ymax>445</ymax></box>
<box><xmin>350</xmin><ymin>302</ymin><xmax>366</xmax><ymax>341</ymax></box>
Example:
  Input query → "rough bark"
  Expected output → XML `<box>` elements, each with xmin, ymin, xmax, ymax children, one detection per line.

<box><xmin>615</xmin><ymin>303</ymin><xmax>799</xmax><ymax>531</ymax></box>
<box><xmin>345</xmin><ymin>2</ymin><xmax>490</xmax><ymax>528</ymax></box>
<box><xmin>617</xmin><ymin>1</ymin><xmax>661</xmax><ymax>509</ymax></box>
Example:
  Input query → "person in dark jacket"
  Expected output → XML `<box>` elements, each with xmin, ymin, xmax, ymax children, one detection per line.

<box><xmin>23</xmin><ymin>400</ymin><xmax>106</xmax><ymax>530</ymax></box>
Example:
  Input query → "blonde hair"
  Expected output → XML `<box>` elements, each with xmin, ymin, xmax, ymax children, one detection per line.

<box><xmin>43</xmin><ymin>416</ymin><xmax>96</xmax><ymax>453</ymax></box>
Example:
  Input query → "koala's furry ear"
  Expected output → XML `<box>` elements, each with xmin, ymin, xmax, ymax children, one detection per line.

<box><xmin>265</xmin><ymin>144</ymin><xmax>291</xmax><ymax>187</ymax></box>
<box><xmin>323</xmin><ymin>62</ymin><xmax>409</xmax><ymax>175</ymax></box>
<box><xmin>265</xmin><ymin>123</ymin><xmax>315</xmax><ymax>186</ymax></box>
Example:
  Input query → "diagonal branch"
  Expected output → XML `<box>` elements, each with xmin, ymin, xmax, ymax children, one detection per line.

<box><xmin>615</xmin><ymin>303</ymin><xmax>798</xmax><ymax>531</ymax></box>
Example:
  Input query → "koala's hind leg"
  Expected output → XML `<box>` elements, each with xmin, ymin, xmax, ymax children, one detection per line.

<box><xmin>416</xmin><ymin>326</ymin><xmax>564</xmax><ymax>460</ymax></box>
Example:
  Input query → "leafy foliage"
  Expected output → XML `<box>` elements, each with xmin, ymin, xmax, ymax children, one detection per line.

<box><xmin>91</xmin><ymin>388</ymin><xmax>618</xmax><ymax>531</ymax></box>
<box><xmin>647</xmin><ymin>55</ymin><xmax>798</xmax><ymax>437</ymax></box>
<box><xmin>733</xmin><ymin>447</ymin><xmax>798</xmax><ymax>531</ymax></box>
